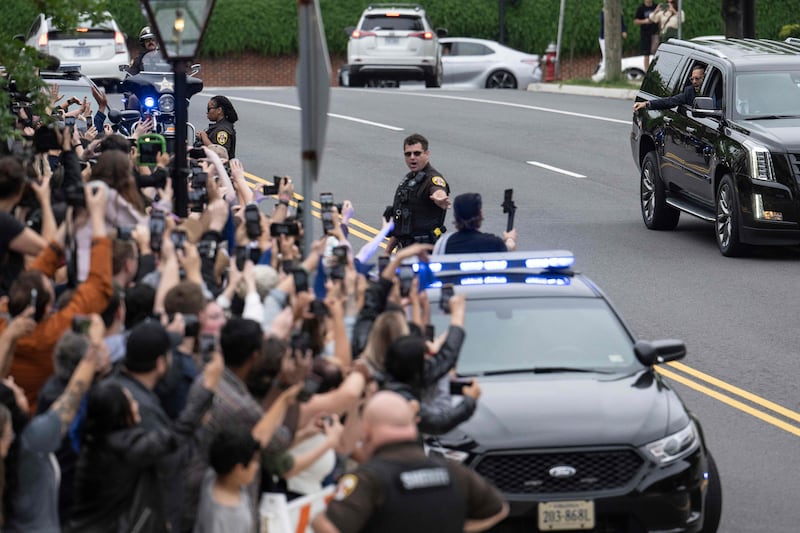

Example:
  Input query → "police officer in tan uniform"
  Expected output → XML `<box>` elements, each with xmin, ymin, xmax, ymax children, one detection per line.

<box><xmin>311</xmin><ymin>391</ymin><xmax>508</xmax><ymax>533</ymax></box>
<box><xmin>385</xmin><ymin>133</ymin><xmax>451</xmax><ymax>253</ymax></box>
<box><xmin>196</xmin><ymin>95</ymin><xmax>238</xmax><ymax>159</ymax></box>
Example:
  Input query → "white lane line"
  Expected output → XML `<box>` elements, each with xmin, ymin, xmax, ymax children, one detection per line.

<box><xmin>201</xmin><ymin>93</ymin><xmax>404</xmax><ymax>131</ymax></box>
<box><xmin>356</xmin><ymin>90</ymin><xmax>630</xmax><ymax>125</ymax></box>
<box><xmin>526</xmin><ymin>160</ymin><xmax>587</xmax><ymax>178</ymax></box>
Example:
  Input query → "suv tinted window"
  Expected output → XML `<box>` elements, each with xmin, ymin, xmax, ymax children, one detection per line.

<box><xmin>362</xmin><ymin>15</ymin><xmax>423</xmax><ymax>32</ymax></box>
<box><xmin>641</xmin><ymin>50</ymin><xmax>683</xmax><ymax>96</ymax></box>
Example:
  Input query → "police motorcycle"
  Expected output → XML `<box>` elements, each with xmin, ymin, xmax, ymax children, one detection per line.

<box><xmin>111</xmin><ymin>51</ymin><xmax>203</xmax><ymax>154</ymax></box>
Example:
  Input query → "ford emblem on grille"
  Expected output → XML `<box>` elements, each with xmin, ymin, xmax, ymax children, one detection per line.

<box><xmin>548</xmin><ymin>466</ymin><xmax>577</xmax><ymax>478</ymax></box>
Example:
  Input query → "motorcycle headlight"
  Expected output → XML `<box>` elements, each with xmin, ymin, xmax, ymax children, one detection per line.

<box><xmin>744</xmin><ymin>141</ymin><xmax>776</xmax><ymax>181</ymax></box>
<box><xmin>642</xmin><ymin>421</ymin><xmax>700</xmax><ymax>465</ymax></box>
<box><xmin>158</xmin><ymin>94</ymin><xmax>175</xmax><ymax>113</ymax></box>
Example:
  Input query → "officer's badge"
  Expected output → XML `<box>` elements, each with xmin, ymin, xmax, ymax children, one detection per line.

<box><xmin>215</xmin><ymin>131</ymin><xmax>229</xmax><ymax>145</ymax></box>
<box><xmin>431</xmin><ymin>176</ymin><xmax>447</xmax><ymax>187</ymax></box>
<box><xmin>334</xmin><ymin>474</ymin><xmax>358</xmax><ymax>500</ymax></box>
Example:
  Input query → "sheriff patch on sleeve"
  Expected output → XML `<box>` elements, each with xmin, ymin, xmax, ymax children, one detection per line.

<box><xmin>215</xmin><ymin>131</ymin><xmax>229</xmax><ymax>145</ymax></box>
<box><xmin>334</xmin><ymin>474</ymin><xmax>359</xmax><ymax>501</ymax></box>
<box><xmin>431</xmin><ymin>176</ymin><xmax>446</xmax><ymax>187</ymax></box>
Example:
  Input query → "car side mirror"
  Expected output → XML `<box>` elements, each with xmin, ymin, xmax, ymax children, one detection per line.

<box><xmin>436</xmin><ymin>28</ymin><xmax>448</xmax><ymax>38</ymax></box>
<box><xmin>634</xmin><ymin>339</ymin><xmax>686</xmax><ymax>366</ymax></box>
<box><xmin>692</xmin><ymin>96</ymin><xmax>722</xmax><ymax>118</ymax></box>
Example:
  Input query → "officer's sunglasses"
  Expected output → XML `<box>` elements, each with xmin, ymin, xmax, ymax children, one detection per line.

<box><xmin>404</xmin><ymin>150</ymin><xmax>424</xmax><ymax>157</ymax></box>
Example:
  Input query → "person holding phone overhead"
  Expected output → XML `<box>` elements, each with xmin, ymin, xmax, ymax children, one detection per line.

<box><xmin>649</xmin><ymin>0</ymin><xmax>684</xmax><ymax>45</ymax></box>
<box><xmin>432</xmin><ymin>193</ymin><xmax>518</xmax><ymax>254</ymax></box>
<box><xmin>197</xmin><ymin>96</ymin><xmax>238</xmax><ymax>159</ymax></box>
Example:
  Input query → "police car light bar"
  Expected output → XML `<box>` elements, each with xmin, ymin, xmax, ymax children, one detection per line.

<box><xmin>411</xmin><ymin>250</ymin><xmax>575</xmax><ymax>275</ymax></box>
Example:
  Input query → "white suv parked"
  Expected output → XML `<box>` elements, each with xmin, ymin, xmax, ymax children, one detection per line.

<box><xmin>24</xmin><ymin>12</ymin><xmax>130</xmax><ymax>87</ymax></box>
<box><xmin>344</xmin><ymin>3</ymin><xmax>447</xmax><ymax>88</ymax></box>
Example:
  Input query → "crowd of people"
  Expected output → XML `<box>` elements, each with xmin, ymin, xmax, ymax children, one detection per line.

<box><xmin>0</xmin><ymin>50</ymin><xmax>521</xmax><ymax>531</ymax></box>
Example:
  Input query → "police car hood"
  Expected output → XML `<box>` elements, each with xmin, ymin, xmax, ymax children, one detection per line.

<box><xmin>736</xmin><ymin>118</ymin><xmax>800</xmax><ymax>151</ymax></box>
<box><xmin>442</xmin><ymin>371</ymin><xmax>689</xmax><ymax>450</ymax></box>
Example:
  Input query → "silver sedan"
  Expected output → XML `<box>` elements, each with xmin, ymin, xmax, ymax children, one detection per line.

<box><xmin>440</xmin><ymin>37</ymin><xmax>542</xmax><ymax>89</ymax></box>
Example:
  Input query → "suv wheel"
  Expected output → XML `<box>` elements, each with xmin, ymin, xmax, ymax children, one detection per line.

<box><xmin>425</xmin><ymin>62</ymin><xmax>442</xmax><ymax>88</ymax></box>
<box><xmin>715</xmin><ymin>175</ymin><xmax>748</xmax><ymax>256</ymax></box>
<box><xmin>640</xmin><ymin>151</ymin><xmax>680</xmax><ymax>230</ymax></box>
<box><xmin>700</xmin><ymin>453</ymin><xmax>722</xmax><ymax>532</ymax></box>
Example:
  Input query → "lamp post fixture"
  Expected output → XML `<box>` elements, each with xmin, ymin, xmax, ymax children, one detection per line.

<box><xmin>140</xmin><ymin>0</ymin><xmax>216</xmax><ymax>218</ymax></box>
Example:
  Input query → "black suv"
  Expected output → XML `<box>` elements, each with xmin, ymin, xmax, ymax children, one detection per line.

<box><xmin>631</xmin><ymin>38</ymin><xmax>800</xmax><ymax>256</ymax></box>
<box><xmin>419</xmin><ymin>251</ymin><xmax>721</xmax><ymax>533</ymax></box>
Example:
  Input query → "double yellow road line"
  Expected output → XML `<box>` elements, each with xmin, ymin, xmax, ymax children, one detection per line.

<box><xmin>245</xmin><ymin>173</ymin><xmax>800</xmax><ymax>438</ymax></box>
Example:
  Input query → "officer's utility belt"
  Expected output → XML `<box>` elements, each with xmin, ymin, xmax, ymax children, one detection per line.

<box><xmin>398</xmin><ymin>226</ymin><xmax>446</xmax><ymax>247</ymax></box>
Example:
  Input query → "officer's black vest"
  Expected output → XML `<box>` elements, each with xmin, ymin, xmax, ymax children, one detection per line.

<box><xmin>392</xmin><ymin>167</ymin><xmax>447</xmax><ymax>240</ymax></box>
<box><xmin>359</xmin><ymin>455</ymin><xmax>465</xmax><ymax>533</ymax></box>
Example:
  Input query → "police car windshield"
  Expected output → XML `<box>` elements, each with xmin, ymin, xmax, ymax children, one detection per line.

<box><xmin>430</xmin><ymin>297</ymin><xmax>640</xmax><ymax>376</ymax></box>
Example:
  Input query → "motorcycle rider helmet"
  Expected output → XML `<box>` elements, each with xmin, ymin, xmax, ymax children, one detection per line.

<box><xmin>139</xmin><ymin>26</ymin><xmax>156</xmax><ymax>46</ymax></box>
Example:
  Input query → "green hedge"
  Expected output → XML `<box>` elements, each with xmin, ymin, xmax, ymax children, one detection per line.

<box><xmin>3</xmin><ymin>0</ymin><xmax>799</xmax><ymax>58</ymax></box>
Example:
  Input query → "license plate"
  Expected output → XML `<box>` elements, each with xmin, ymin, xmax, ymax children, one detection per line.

<box><xmin>74</xmin><ymin>47</ymin><xmax>90</xmax><ymax>57</ymax></box>
<box><xmin>537</xmin><ymin>500</ymin><xmax>595</xmax><ymax>531</ymax></box>
<box><xmin>384</xmin><ymin>37</ymin><xmax>399</xmax><ymax>45</ymax></box>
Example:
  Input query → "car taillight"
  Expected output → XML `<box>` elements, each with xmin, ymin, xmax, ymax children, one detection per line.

<box><xmin>114</xmin><ymin>31</ymin><xmax>126</xmax><ymax>54</ymax></box>
<box><xmin>37</xmin><ymin>33</ymin><xmax>49</xmax><ymax>53</ymax></box>
<box><xmin>351</xmin><ymin>30</ymin><xmax>377</xmax><ymax>39</ymax></box>
<box><xmin>409</xmin><ymin>31</ymin><xmax>434</xmax><ymax>40</ymax></box>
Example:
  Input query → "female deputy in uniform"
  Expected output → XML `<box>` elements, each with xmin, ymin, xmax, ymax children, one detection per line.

<box><xmin>196</xmin><ymin>95</ymin><xmax>238</xmax><ymax>159</ymax></box>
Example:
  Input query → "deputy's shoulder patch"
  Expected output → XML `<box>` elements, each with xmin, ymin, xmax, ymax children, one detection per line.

<box><xmin>431</xmin><ymin>176</ymin><xmax>446</xmax><ymax>187</ymax></box>
<box><xmin>334</xmin><ymin>474</ymin><xmax>359</xmax><ymax>501</ymax></box>
<box><xmin>215</xmin><ymin>131</ymin><xmax>229</xmax><ymax>145</ymax></box>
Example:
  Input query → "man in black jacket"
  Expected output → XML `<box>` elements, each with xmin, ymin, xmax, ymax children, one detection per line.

<box><xmin>634</xmin><ymin>65</ymin><xmax>705</xmax><ymax>112</ymax></box>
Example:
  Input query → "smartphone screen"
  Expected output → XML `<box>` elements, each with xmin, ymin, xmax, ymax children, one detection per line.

<box><xmin>439</xmin><ymin>283</ymin><xmax>454</xmax><ymax>313</ymax></box>
<box><xmin>398</xmin><ymin>265</ymin><xmax>415</xmax><ymax>297</ymax></box>
<box><xmin>292</xmin><ymin>269</ymin><xmax>309</xmax><ymax>292</ymax></box>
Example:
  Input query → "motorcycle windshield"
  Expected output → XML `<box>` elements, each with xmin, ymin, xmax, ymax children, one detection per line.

<box><xmin>140</xmin><ymin>51</ymin><xmax>172</xmax><ymax>73</ymax></box>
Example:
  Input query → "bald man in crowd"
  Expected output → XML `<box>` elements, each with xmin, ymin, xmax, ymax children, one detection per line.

<box><xmin>312</xmin><ymin>391</ymin><xmax>508</xmax><ymax>533</ymax></box>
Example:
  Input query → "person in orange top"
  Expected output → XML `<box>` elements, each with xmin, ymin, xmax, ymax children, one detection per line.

<box><xmin>4</xmin><ymin>184</ymin><xmax>113</xmax><ymax>408</ymax></box>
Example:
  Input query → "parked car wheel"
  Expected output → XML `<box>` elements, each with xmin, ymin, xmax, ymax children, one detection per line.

<box><xmin>641</xmin><ymin>151</ymin><xmax>680</xmax><ymax>230</ymax></box>
<box><xmin>700</xmin><ymin>453</ymin><xmax>722</xmax><ymax>533</ymax></box>
<box><xmin>715</xmin><ymin>175</ymin><xmax>748</xmax><ymax>256</ymax></box>
<box><xmin>486</xmin><ymin>69</ymin><xmax>517</xmax><ymax>89</ymax></box>
<box><xmin>624</xmin><ymin>68</ymin><xmax>645</xmax><ymax>82</ymax></box>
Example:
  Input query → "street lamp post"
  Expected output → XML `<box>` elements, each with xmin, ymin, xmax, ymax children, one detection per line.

<box><xmin>140</xmin><ymin>0</ymin><xmax>216</xmax><ymax>218</ymax></box>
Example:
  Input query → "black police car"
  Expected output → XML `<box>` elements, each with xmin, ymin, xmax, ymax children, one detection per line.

<box><xmin>417</xmin><ymin>251</ymin><xmax>721</xmax><ymax>533</ymax></box>
<box><xmin>631</xmin><ymin>37</ymin><xmax>800</xmax><ymax>256</ymax></box>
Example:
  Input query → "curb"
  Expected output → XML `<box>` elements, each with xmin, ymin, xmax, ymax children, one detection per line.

<box><xmin>526</xmin><ymin>82</ymin><xmax>637</xmax><ymax>100</ymax></box>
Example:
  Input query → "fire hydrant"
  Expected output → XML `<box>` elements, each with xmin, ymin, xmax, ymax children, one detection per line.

<box><xmin>543</xmin><ymin>42</ymin><xmax>557</xmax><ymax>82</ymax></box>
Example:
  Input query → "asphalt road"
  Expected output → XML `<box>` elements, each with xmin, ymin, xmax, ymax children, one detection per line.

<box><xmin>184</xmin><ymin>85</ymin><xmax>800</xmax><ymax>532</ymax></box>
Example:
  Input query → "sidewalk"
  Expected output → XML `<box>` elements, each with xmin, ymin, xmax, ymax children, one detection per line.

<box><xmin>526</xmin><ymin>82</ymin><xmax>638</xmax><ymax>100</ymax></box>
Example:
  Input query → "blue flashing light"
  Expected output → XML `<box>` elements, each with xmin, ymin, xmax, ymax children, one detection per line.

<box><xmin>484</xmin><ymin>260</ymin><xmax>508</xmax><ymax>270</ymax></box>
<box><xmin>525</xmin><ymin>276</ymin><xmax>570</xmax><ymax>286</ymax></box>
<box><xmin>460</xmin><ymin>261</ymin><xmax>484</xmax><ymax>272</ymax></box>
<box><xmin>525</xmin><ymin>255</ymin><xmax>574</xmax><ymax>270</ymax></box>
<box><xmin>460</xmin><ymin>277</ymin><xmax>485</xmax><ymax>285</ymax></box>
<box><xmin>143</xmin><ymin>96</ymin><xmax>156</xmax><ymax>108</ymax></box>
<box><xmin>429</xmin><ymin>263</ymin><xmax>442</xmax><ymax>273</ymax></box>
<box><xmin>484</xmin><ymin>276</ymin><xmax>508</xmax><ymax>284</ymax></box>
<box><xmin>428</xmin><ymin>281</ymin><xmax>443</xmax><ymax>288</ymax></box>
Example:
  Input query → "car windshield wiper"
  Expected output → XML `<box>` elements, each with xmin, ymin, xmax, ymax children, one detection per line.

<box><xmin>745</xmin><ymin>114</ymin><xmax>800</xmax><ymax>120</ymax></box>
<box><xmin>475</xmin><ymin>366</ymin><xmax>615</xmax><ymax>377</ymax></box>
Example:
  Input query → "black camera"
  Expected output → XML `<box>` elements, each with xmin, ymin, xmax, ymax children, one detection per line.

<box><xmin>32</xmin><ymin>124</ymin><xmax>60</xmax><ymax>153</ymax></box>
<box><xmin>270</xmin><ymin>222</ymin><xmax>299</xmax><ymax>237</ymax></box>
<box><xmin>150</xmin><ymin>209</ymin><xmax>166</xmax><ymax>252</ymax></box>
<box><xmin>189</xmin><ymin>146</ymin><xmax>206</xmax><ymax>159</ymax></box>
<box><xmin>244</xmin><ymin>204</ymin><xmax>262</xmax><ymax>240</ymax></box>
<box><xmin>199</xmin><ymin>333</ymin><xmax>216</xmax><ymax>363</ymax></box>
